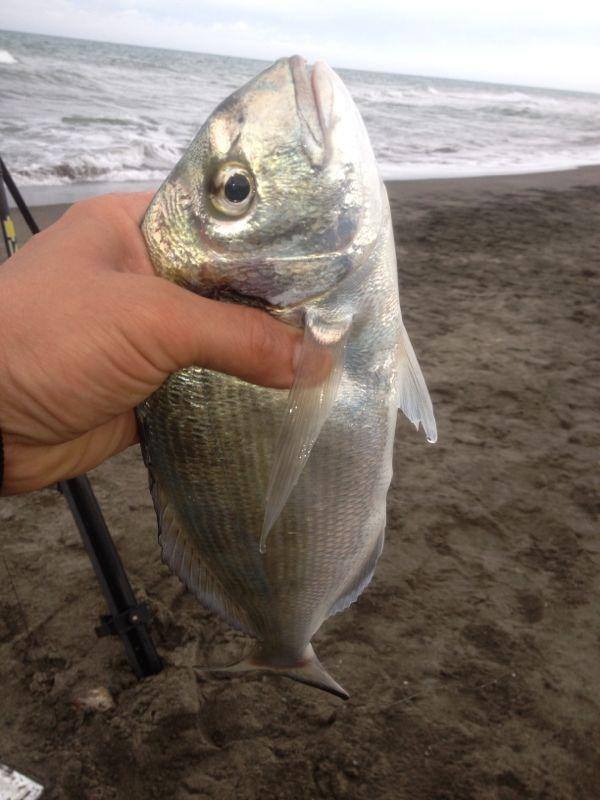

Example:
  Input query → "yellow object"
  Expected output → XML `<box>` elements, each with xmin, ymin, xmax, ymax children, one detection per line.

<box><xmin>3</xmin><ymin>217</ymin><xmax>16</xmax><ymax>240</ymax></box>
<box><xmin>2</xmin><ymin>216</ymin><xmax>17</xmax><ymax>254</ymax></box>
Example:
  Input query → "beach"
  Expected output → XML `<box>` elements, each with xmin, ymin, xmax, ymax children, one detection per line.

<box><xmin>1</xmin><ymin>166</ymin><xmax>599</xmax><ymax>799</ymax></box>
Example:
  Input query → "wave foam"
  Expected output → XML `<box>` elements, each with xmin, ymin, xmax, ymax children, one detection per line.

<box><xmin>2</xmin><ymin>31</ymin><xmax>600</xmax><ymax>194</ymax></box>
<box><xmin>10</xmin><ymin>135</ymin><xmax>185</xmax><ymax>187</ymax></box>
<box><xmin>0</xmin><ymin>49</ymin><xmax>17</xmax><ymax>65</ymax></box>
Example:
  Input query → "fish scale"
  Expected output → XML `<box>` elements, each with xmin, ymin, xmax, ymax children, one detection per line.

<box><xmin>138</xmin><ymin>55</ymin><xmax>436</xmax><ymax>697</ymax></box>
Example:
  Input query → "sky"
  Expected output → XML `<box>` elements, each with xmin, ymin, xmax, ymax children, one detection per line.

<box><xmin>3</xmin><ymin>0</ymin><xmax>600</xmax><ymax>93</ymax></box>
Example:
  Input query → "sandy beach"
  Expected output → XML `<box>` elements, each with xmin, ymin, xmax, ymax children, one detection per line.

<box><xmin>1</xmin><ymin>166</ymin><xmax>599</xmax><ymax>799</ymax></box>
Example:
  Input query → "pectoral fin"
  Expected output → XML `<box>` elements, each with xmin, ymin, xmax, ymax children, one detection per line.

<box><xmin>397</xmin><ymin>325</ymin><xmax>437</xmax><ymax>443</ymax></box>
<box><xmin>260</xmin><ymin>308</ymin><xmax>352</xmax><ymax>553</ymax></box>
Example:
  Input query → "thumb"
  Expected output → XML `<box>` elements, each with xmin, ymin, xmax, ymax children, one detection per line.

<box><xmin>139</xmin><ymin>276</ymin><xmax>302</xmax><ymax>389</ymax></box>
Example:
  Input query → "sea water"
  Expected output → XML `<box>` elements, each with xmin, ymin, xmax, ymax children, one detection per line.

<box><xmin>2</xmin><ymin>29</ymin><xmax>600</xmax><ymax>204</ymax></box>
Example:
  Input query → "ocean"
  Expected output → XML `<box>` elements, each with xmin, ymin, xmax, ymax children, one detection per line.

<box><xmin>2</xmin><ymin>29</ymin><xmax>600</xmax><ymax>204</ymax></box>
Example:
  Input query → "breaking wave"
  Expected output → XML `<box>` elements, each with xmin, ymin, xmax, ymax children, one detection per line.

<box><xmin>0</xmin><ymin>48</ymin><xmax>16</xmax><ymax>64</ymax></box>
<box><xmin>12</xmin><ymin>140</ymin><xmax>183</xmax><ymax>186</ymax></box>
<box><xmin>1</xmin><ymin>29</ymin><xmax>600</xmax><ymax>193</ymax></box>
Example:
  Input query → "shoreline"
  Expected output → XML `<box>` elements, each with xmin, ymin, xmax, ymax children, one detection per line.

<box><xmin>388</xmin><ymin>162</ymin><xmax>600</xmax><ymax>198</ymax></box>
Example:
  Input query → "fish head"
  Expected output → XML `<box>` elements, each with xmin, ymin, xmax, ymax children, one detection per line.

<box><xmin>143</xmin><ymin>56</ymin><xmax>383</xmax><ymax>311</ymax></box>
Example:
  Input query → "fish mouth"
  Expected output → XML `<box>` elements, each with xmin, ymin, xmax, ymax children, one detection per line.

<box><xmin>289</xmin><ymin>55</ymin><xmax>333</xmax><ymax>150</ymax></box>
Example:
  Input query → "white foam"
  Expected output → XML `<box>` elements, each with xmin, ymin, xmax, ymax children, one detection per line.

<box><xmin>2</xmin><ymin>31</ymin><xmax>600</xmax><ymax>199</ymax></box>
<box><xmin>0</xmin><ymin>49</ymin><xmax>17</xmax><ymax>65</ymax></box>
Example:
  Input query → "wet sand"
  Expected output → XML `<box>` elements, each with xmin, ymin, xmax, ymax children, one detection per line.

<box><xmin>1</xmin><ymin>166</ymin><xmax>599</xmax><ymax>799</ymax></box>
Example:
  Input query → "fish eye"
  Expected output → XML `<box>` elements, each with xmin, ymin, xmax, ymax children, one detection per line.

<box><xmin>225</xmin><ymin>173</ymin><xmax>250</xmax><ymax>203</ymax></box>
<box><xmin>209</xmin><ymin>163</ymin><xmax>255</xmax><ymax>217</ymax></box>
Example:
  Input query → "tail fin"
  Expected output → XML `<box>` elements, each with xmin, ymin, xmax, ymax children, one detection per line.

<box><xmin>199</xmin><ymin>643</ymin><xmax>349</xmax><ymax>700</ymax></box>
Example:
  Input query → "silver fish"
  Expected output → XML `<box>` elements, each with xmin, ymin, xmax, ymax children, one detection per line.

<box><xmin>137</xmin><ymin>56</ymin><xmax>436</xmax><ymax>699</ymax></box>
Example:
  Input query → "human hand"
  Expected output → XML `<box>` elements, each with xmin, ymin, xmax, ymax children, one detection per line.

<box><xmin>0</xmin><ymin>192</ymin><xmax>300</xmax><ymax>494</ymax></box>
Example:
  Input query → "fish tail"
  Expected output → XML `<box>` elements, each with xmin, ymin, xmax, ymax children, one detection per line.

<box><xmin>200</xmin><ymin>643</ymin><xmax>349</xmax><ymax>700</ymax></box>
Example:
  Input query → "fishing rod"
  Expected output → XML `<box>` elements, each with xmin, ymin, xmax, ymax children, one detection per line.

<box><xmin>0</xmin><ymin>157</ymin><xmax>17</xmax><ymax>255</ymax></box>
<box><xmin>0</xmin><ymin>156</ymin><xmax>163</xmax><ymax>679</ymax></box>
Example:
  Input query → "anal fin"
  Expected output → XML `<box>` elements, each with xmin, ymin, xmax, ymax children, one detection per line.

<box><xmin>328</xmin><ymin>527</ymin><xmax>385</xmax><ymax>618</ymax></box>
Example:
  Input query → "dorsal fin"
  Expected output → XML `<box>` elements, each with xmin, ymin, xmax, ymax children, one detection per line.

<box><xmin>149</xmin><ymin>475</ymin><xmax>255</xmax><ymax>636</ymax></box>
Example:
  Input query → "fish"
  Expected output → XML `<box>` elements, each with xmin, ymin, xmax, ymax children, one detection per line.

<box><xmin>136</xmin><ymin>55</ymin><xmax>436</xmax><ymax>699</ymax></box>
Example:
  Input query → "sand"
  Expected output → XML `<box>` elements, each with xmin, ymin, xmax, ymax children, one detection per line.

<box><xmin>1</xmin><ymin>167</ymin><xmax>599</xmax><ymax>799</ymax></box>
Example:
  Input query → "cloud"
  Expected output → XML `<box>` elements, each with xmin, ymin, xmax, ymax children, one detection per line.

<box><xmin>3</xmin><ymin>0</ymin><xmax>600</xmax><ymax>91</ymax></box>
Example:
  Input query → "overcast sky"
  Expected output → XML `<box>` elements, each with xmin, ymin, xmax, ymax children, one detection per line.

<box><xmin>4</xmin><ymin>0</ymin><xmax>600</xmax><ymax>93</ymax></box>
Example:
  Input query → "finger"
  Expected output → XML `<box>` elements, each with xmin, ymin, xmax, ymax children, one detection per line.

<box><xmin>115</xmin><ymin>190</ymin><xmax>157</xmax><ymax>223</ymax></box>
<box><xmin>60</xmin><ymin>191</ymin><xmax>157</xmax><ymax>277</ymax></box>
<box><xmin>1</xmin><ymin>412</ymin><xmax>138</xmax><ymax>495</ymax></box>
<box><xmin>137</xmin><ymin>278</ymin><xmax>302</xmax><ymax>390</ymax></box>
<box><xmin>65</xmin><ymin>190</ymin><xmax>155</xmax><ymax>228</ymax></box>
